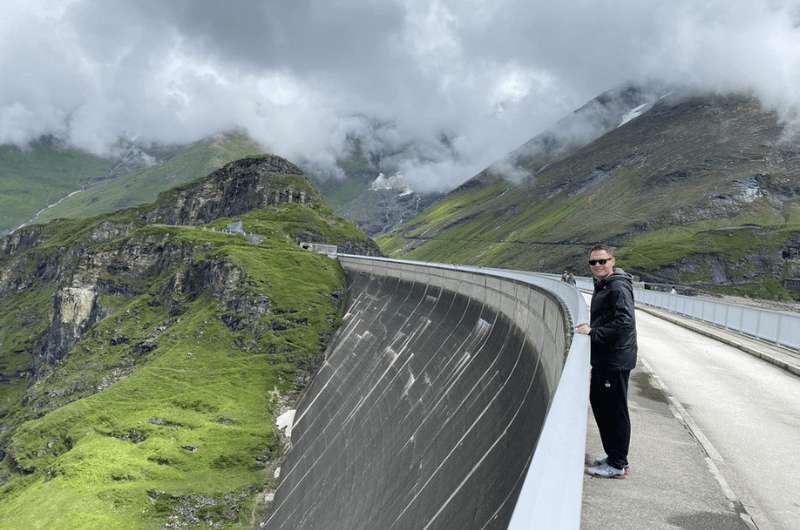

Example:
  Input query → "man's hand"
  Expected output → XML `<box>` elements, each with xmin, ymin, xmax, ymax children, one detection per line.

<box><xmin>575</xmin><ymin>323</ymin><xmax>591</xmax><ymax>335</ymax></box>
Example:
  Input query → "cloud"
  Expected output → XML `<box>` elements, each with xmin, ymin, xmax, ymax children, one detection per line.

<box><xmin>2</xmin><ymin>0</ymin><xmax>800</xmax><ymax>191</ymax></box>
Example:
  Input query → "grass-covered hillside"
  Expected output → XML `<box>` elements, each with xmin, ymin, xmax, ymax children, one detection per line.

<box><xmin>0</xmin><ymin>156</ymin><xmax>376</xmax><ymax>528</ymax></box>
<box><xmin>381</xmin><ymin>93</ymin><xmax>800</xmax><ymax>300</ymax></box>
<box><xmin>32</xmin><ymin>132</ymin><xmax>265</xmax><ymax>227</ymax></box>
<box><xmin>0</xmin><ymin>138</ymin><xmax>113</xmax><ymax>234</ymax></box>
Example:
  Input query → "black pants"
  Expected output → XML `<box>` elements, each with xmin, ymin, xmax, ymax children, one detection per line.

<box><xmin>590</xmin><ymin>368</ymin><xmax>631</xmax><ymax>469</ymax></box>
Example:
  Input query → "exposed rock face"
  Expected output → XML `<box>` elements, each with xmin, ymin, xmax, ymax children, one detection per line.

<box><xmin>783</xmin><ymin>238</ymin><xmax>800</xmax><ymax>277</ymax></box>
<box><xmin>38</xmin><ymin>285</ymin><xmax>100</xmax><ymax>364</ymax></box>
<box><xmin>89</xmin><ymin>221</ymin><xmax>135</xmax><ymax>243</ymax></box>
<box><xmin>1</xmin><ymin>153</ymin><xmax>377</xmax><ymax>371</ymax></box>
<box><xmin>1</xmin><ymin>225</ymin><xmax>46</xmax><ymax>258</ymax></box>
<box><xmin>0</xmin><ymin>150</ymin><xmax>377</xmax><ymax>529</ymax></box>
<box><xmin>337</xmin><ymin>239</ymin><xmax>383</xmax><ymax>256</ymax></box>
<box><xmin>144</xmin><ymin>156</ymin><xmax>317</xmax><ymax>226</ymax></box>
<box><xmin>339</xmin><ymin>188</ymin><xmax>442</xmax><ymax>238</ymax></box>
<box><xmin>183</xmin><ymin>258</ymin><xmax>243</xmax><ymax>305</ymax></box>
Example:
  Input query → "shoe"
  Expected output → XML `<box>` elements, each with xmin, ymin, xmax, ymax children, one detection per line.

<box><xmin>587</xmin><ymin>462</ymin><xmax>627</xmax><ymax>479</ymax></box>
<box><xmin>592</xmin><ymin>456</ymin><xmax>630</xmax><ymax>470</ymax></box>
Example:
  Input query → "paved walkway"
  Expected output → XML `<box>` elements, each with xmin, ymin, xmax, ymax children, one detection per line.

<box><xmin>581</xmin><ymin>363</ymin><xmax>753</xmax><ymax>529</ymax></box>
<box><xmin>579</xmin><ymin>307</ymin><xmax>797</xmax><ymax>530</ymax></box>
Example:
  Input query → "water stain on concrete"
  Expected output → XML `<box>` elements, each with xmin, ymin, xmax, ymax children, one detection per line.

<box><xmin>667</xmin><ymin>510</ymin><xmax>751</xmax><ymax>529</ymax></box>
<box><xmin>631</xmin><ymin>370</ymin><xmax>669</xmax><ymax>404</ymax></box>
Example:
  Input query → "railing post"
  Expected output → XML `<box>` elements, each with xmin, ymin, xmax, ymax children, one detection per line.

<box><xmin>755</xmin><ymin>310</ymin><xmax>762</xmax><ymax>340</ymax></box>
<box><xmin>739</xmin><ymin>306</ymin><xmax>744</xmax><ymax>331</ymax></box>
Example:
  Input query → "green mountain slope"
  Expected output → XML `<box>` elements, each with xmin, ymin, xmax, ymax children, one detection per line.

<box><xmin>381</xmin><ymin>94</ymin><xmax>800</xmax><ymax>299</ymax></box>
<box><xmin>0</xmin><ymin>139</ymin><xmax>113</xmax><ymax>234</ymax></box>
<box><xmin>0</xmin><ymin>156</ymin><xmax>376</xmax><ymax>528</ymax></box>
<box><xmin>34</xmin><ymin>132</ymin><xmax>264</xmax><ymax>225</ymax></box>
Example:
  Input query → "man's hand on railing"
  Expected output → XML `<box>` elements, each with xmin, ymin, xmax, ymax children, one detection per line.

<box><xmin>575</xmin><ymin>323</ymin><xmax>591</xmax><ymax>335</ymax></box>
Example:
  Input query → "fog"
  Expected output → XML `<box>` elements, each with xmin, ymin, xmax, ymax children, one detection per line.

<box><xmin>2</xmin><ymin>0</ymin><xmax>800</xmax><ymax>192</ymax></box>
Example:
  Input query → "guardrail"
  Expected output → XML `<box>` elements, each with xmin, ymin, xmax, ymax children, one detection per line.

<box><xmin>635</xmin><ymin>288</ymin><xmax>800</xmax><ymax>351</ymax></box>
<box><xmin>568</xmin><ymin>275</ymin><xmax>800</xmax><ymax>352</ymax></box>
<box><xmin>336</xmin><ymin>256</ymin><xmax>591</xmax><ymax>530</ymax></box>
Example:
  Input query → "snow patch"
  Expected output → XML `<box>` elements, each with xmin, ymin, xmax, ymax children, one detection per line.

<box><xmin>735</xmin><ymin>178</ymin><xmax>764</xmax><ymax>203</ymax></box>
<box><xmin>618</xmin><ymin>103</ymin><xmax>650</xmax><ymax>127</ymax></box>
<box><xmin>276</xmin><ymin>409</ymin><xmax>296</xmax><ymax>439</ymax></box>
<box><xmin>370</xmin><ymin>172</ymin><xmax>413</xmax><ymax>194</ymax></box>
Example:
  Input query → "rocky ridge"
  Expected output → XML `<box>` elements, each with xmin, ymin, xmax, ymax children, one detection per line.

<box><xmin>0</xmin><ymin>154</ymin><xmax>377</xmax><ymax>528</ymax></box>
<box><xmin>1</xmin><ymin>156</ymin><xmax>343</xmax><ymax>365</ymax></box>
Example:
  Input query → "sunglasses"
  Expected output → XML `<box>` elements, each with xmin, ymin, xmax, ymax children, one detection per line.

<box><xmin>588</xmin><ymin>258</ymin><xmax>611</xmax><ymax>266</ymax></box>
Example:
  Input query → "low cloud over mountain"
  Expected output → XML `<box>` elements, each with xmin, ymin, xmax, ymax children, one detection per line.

<box><xmin>3</xmin><ymin>0</ymin><xmax>800</xmax><ymax>192</ymax></box>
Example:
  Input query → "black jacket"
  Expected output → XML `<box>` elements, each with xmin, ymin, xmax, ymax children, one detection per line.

<box><xmin>589</xmin><ymin>268</ymin><xmax>637</xmax><ymax>371</ymax></box>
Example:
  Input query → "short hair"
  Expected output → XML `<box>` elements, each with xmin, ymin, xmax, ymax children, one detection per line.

<box><xmin>590</xmin><ymin>244</ymin><xmax>616</xmax><ymax>257</ymax></box>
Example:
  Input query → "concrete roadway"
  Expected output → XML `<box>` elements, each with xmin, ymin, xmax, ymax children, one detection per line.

<box><xmin>634</xmin><ymin>310</ymin><xmax>800</xmax><ymax>530</ymax></box>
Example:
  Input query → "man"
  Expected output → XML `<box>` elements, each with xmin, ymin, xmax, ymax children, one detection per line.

<box><xmin>575</xmin><ymin>245</ymin><xmax>637</xmax><ymax>478</ymax></box>
<box><xmin>566</xmin><ymin>270</ymin><xmax>577</xmax><ymax>287</ymax></box>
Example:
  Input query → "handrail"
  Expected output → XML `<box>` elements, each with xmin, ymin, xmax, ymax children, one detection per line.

<box><xmin>337</xmin><ymin>256</ymin><xmax>591</xmax><ymax>529</ymax></box>
<box><xmin>564</xmin><ymin>275</ymin><xmax>800</xmax><ymax>352</ymax></box>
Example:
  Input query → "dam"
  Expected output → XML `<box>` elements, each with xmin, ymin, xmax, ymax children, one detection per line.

<box><xmin>262</xmin><ymin>256</ymin><xmax>590</xmax><ymax>529</ymax></box>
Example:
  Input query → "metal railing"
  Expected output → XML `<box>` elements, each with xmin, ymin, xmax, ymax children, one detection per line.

<box><xmin>568</xmin><ymin>276</ymin><xmax>800</xmax><ymax>352</ymax></box>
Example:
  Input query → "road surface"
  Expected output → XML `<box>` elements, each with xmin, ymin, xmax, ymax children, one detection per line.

<box><xmin>635</xmin><ymin>309</ymin><xmax>800</xmax><ymax>530</ymax></box>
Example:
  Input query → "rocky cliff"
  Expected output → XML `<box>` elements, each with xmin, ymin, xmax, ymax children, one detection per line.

<box><xmin>143</xmin><ymin>155</ymin><xmax>314</xmax><ymax>226</ymax></box>
<box><xmin>0</xmin><ymin>155</ymin><xmax>377</xmax><ymax>528</ymax></box>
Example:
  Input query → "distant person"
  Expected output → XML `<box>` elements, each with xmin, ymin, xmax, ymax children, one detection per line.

<box><xmin>575</xmin><ymin>245</ymin><xmax>637</xmax><ymax>478</ymax></box>
<box><xmin>670</xmin><ymin>286</ymin><xmax>677</xmax><ymax>295</ymax></box>
<box><xmin>561</xmin><ymin>270</ymin><xmax>570</xmax><ymax>283</ymax></box>
<box><xmin>567</xmin><ymin>270</ymin><xmax>577</xmax><ymax>287</ymax></box>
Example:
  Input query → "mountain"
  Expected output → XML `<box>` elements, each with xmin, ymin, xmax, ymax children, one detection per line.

<box><xmin>0</xmin><ymin>156</ymin><xmax>377</xmax><ymax>528</ymax></box>
<box><xmin>451</xmin><ymin>83</ymin><xmax>666</xmax><ymax>195</ymax></box>
<box><xmin>310</xmin><ymin>135</ymin><xmax>443</xmax><ymax>238</ymax></box>
<box><xmin>380</xmin><ymin>91</ymin><xmax>800</xmax><ymax>300</ymax></box>
<box><xmin>1</xmin><ymin>129</ymin><xmax>438</xmax><ymax>241</ymax></box>
<box><xmin>23</xmin><ymin>132</ymin><xmax>265</xmax><ymax>228</ymax></box>
<box><xmin>0</xmin><ymin>137</ymin><xmax>113</xmax><ymax>235</ymax></box>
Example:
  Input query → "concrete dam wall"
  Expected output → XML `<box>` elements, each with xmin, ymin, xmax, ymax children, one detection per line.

<box><xmin>263</xmin><ymin>257</ymin><xmax>580</xmax><ymax>530</ymax></box>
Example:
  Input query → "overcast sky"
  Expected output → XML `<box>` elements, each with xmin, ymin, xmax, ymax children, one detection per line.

<box><xmin>2</xmin><ymin>0</ymin><xmax>800</xmax><ymax>191</ymax></box>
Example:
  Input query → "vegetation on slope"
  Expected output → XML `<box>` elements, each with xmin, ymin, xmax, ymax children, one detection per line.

<box><xmin>0</xmin><ymin>139</ymin><xmax>112</xmax><ymax>234</ymax></box>
<box><xmin>0</xmin><ymin>158</ymin><xmax>374</xmax><ymax>528</ymax></box>
<box><xmin>380</xmin><ymin>94</ymin><xmax>800</xmax><ymax>300</ymax></box>
<box><xmin>34</xmin><ymin>132</ymin><xmax>264</xmax><ymax>225</ymax></box>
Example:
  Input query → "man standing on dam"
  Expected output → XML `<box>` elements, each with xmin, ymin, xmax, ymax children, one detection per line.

<box><xmin>575</xmin><ymin>244</ymin><xmax>638</xmax><ymax>478</ymax></box>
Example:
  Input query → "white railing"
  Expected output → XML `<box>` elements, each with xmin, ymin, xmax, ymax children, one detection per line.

<box><xmin>339</xmin><ymin>256</ymin><xmax>591</xmax><ymax>530</ymax></box>
<box><xmin>568</xmin><ymin>275</ymin><xmax>800</xmax><ymax>352</ymax></box>
<box><xmin>635</xmin><ymin>288</ymin><xmax>800</xmax><ymax>351</ymax></box>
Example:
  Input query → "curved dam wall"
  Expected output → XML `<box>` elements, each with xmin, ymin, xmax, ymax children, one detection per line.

<box><xmin>264</xmin><ymin>257</ymin><xmax>588</xmax><ymax>530</ymax></box>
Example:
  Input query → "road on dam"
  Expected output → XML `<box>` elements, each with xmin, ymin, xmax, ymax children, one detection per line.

<box><xmin>633</xmin><ymin>309</ymin><xmax>800</xmax><ymax>530</ymax></box>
